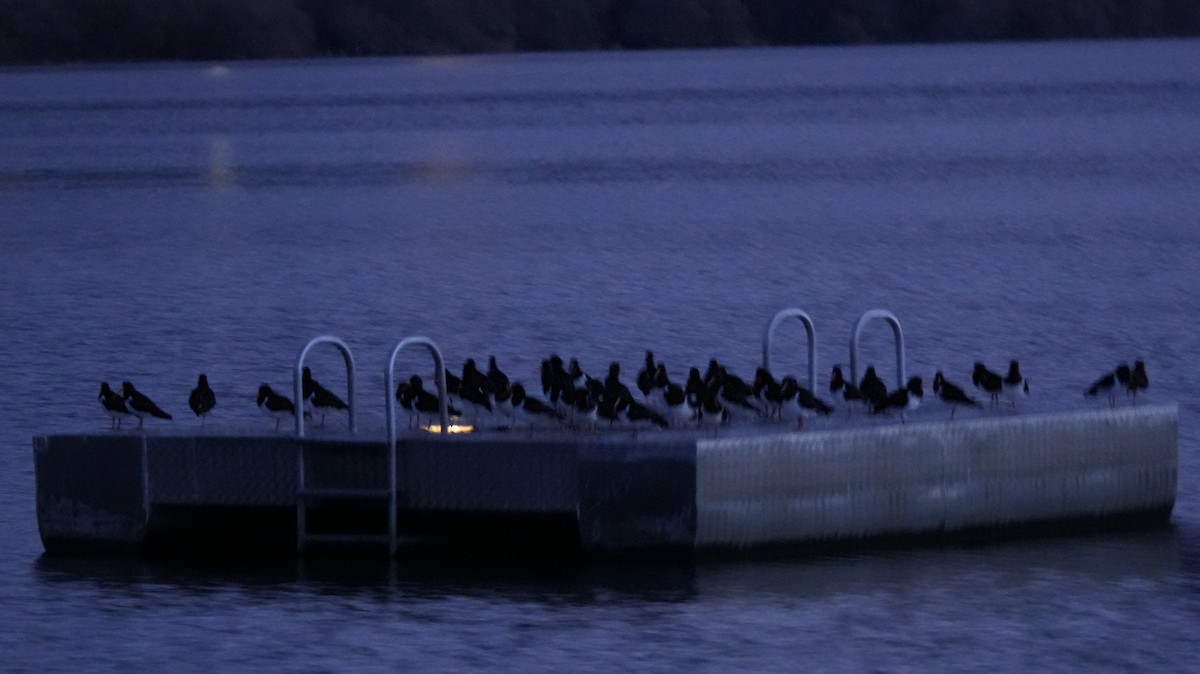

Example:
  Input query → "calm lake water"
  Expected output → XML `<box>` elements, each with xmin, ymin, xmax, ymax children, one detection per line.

<box><xmin>3</xmin><ymin>39</ymin><xmax>1200</xmax><ymax>671</ymax></box>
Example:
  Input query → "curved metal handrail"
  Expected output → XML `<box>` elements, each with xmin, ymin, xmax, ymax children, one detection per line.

<box><xmin>762</xmin><ymin>308</ymin><xmax>817</xmax><ymax>391</ymax></box>
<box><xmin>849</xmin><ymin>309</ymin><xmax>906</xmax><ymax>390</ymax></box>
<box><xmin>385</xmin><ymin>336</ymin><xmax>449</xmax><ymax>442</ymax></box>
<box><xmin>293</xmin><ymin>335</ymin><xmax>357</xmax><ymax>437</ymax></box>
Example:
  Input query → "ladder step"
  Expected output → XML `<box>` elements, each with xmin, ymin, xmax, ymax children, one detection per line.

<box><xmin>301</xmin><ymin>532</ymin><xmax>393</xmax><ymax>546</ymax></box>
<box><xmin>297</xmin><ymin>487</ymin><xmax>391</xmax><ymax>500</ymax></box>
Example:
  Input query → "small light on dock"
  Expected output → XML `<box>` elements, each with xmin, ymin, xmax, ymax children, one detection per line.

<box><xmin>422</xmin><ymin>424</ymin><xmax>474</xmax><ymax>434</ymax></box>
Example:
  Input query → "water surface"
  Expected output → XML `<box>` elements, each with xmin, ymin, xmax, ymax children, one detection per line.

<box><xmin>2</xmin><ymin>40</ymin><xmax>1199</xmax><ymax>671</ymax></box>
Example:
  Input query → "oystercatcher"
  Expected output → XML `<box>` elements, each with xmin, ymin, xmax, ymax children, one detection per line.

<box><xmin>492</xmin><ymin>380</ymin><xmax>516</xmax><ymax>427</ymax></box>
<box><xmin>873</xmin><ymin>376</ymin><xmax>923</xmax><ymax>422</ymax></box>
<box><xmin>699</xmin><ymin>384</ymin><xmax>729</xmax><ymax>426</ymax></box>
<box><xmin>409</xmin><ymin>374</ymin><xmax>463</xmax><ymax>426</ymax></box>
<box><xmin>510</xmin><ymin>383</ymin><xmax>565</xmax><ymax>429</ymax></box>
<box><xmin>121</xmin><ymin>381</ymin><xmax>172</xmax><ymax>427</ymax></box>
<box><xmin>972</xmin><ymin>362</ymin><xmax>1003</xmax><ymax>405</ymax></box>
<box><xmin>829</xmin><ymin>364</ymin><xmax>865</xmax><ymax>411</ymax></box>
<box><xmin>753</xmin><ymin>367</ymin><xmax>784</xmax><ymax>420</ymax></box>
<box><xmin>932</xmin><ymin>371</ymin><xmax>978</xmax><ymax>418</ymax></box>
<box><xmin>99</xmin><ymin>382</ymin><xmax>132</xmax><ymax>429</ymax></box>
<box><xmin>1085</xmin><ymin>362</ymin><xmax>1130</xmax><ymax>408</ymax></box>
<box><xmin>458</xmin><ymin>359</ymin><xmax>493</xmax><ymax>420</ymax></box>
<box><xmin>1002</xmin><ymin>360</ymin><xmax>1029</xmax><ymax>407</ymax></box>
<box><xmin>257</xmin><ymin>384</ymin><xmax>296</xmax><ymax>431</ymax></box>
<box><xmin>570</xmin><ymin>387</ymin><xmax>598</xmax><ymax>432</ymax></box>
<box><xmin>858</xmin><ymin>366</ymin><xmax>888</xmax><ymax>412</ymax></box>
<box><xmin>661</xmin><ymin>379</ymin><xmax>693</xmax><ymax>427</ymax></box>
<box><xmin>718</xmin><ymin>366</ymin><xmax>761</xmax><ymax>421</ymax></box>
<box><xmin>603</xmin><ymin>361</ymin><xmax>633</xmax><ymax>406</ymax></box>
<box><xmin>1128</xmin><ymin>360</ymin><xmax>1149</xmax><ymax>403</ymax></box>
<box><xmin>486</xmin><ymin>355</ymin><xmax>510</xmax><ymax>395</ymax></box>
<box><xmin>794</xmin><ymin>384</ymin><xmax>834</xmax><ymax>428</ymax></box>
<box><xmin>621</xmin><ymin>395</ymin><xmax>670</xmax><ymax>434</ymax></box>
<box><xmin>636</xmin><ymin>350</ymin><xmax>657</xmax><ymax>400</ymax></box>
<box><xmin>394</xmin><ymin>380</ymin><xmax>418</xmax><ymax>429</ymax></box>
<box><xmin>302</xmin><ymin>367</ymin><xmax>348</xmax><ymax>426</ymax></box>
<box><xmin>188</xmin><ymin>373</ymin><xmax>216</xmax><ymax>425</ymax></box>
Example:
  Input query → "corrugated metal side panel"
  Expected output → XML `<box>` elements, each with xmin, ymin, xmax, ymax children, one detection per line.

<box><xmin>695</xmin><ymin>405</ymin><xmax>1177</xmax><ymax>548</ymax></box>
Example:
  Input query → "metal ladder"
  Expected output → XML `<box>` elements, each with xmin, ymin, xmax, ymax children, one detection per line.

<box><xmin>382</xmin><ymin>336</ymin><xmax>450</xmax><ymax>556</ymax></box>
<box><xmin>294</xmin><ymin>336</ymin><xmax>393</xmax><ymax>552</ymax></box>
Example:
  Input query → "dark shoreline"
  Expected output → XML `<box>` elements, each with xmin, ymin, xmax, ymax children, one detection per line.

<box><xmin>3</xmin><ymin>0</ymin><xmax>1200</xmax><ymax>67</ymax></box>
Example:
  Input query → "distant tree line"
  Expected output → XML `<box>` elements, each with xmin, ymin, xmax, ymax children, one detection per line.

<box><xmin>2</xmin><ymin>0</ymin><xmax>1199</xmax><ymax>64</ymax></box>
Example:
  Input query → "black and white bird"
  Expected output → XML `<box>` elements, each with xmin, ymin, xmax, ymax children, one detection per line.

<box><xmin>1086</xmin><ymin>362</ymin><xmax>1131</xmax><ymax>408</ymax></box>
<box><xmin>699</xmin><ymin>383</ymin><xmax>729</xmax><ymax>427</ymax></box>
<box><xmin>491</xmin><ymin>380</ymin><xmax>517</xmax><ymax>426</ymax></box>
<box><xmin>459</xmin><ymin>358</ymin><xmax>494</xmax><ymax>421</ymax></box>
<box><xmin>99</xmin><ymin>382</ymin><xmax>132</xmax><ymax>429</ymax></box>
<box><xmin>858</xmin><ymin>366</ymin><xmax>889</xmax><ymax>412</ymax></box>
<box><xmin>753</xmin><ymin>367</ymin><xmax>784</xmax><ymax>421</ymax></box>
<box><xmin>541</xmin><ymin>356</ymin><xmax>564</xmax><ymax>407</ymax></box>
<box><xmin>972</xmin><ymin>362</ymin><xmax>1003</xmax><ymax>405</ymax></box>
<box><xmin>794</xmin><ymin>383</ymin><xmax>834</xmax><ymax>428</ymax></box>
<box><xmin>717</xmin><ymin>366</ymin><xmax>762</xmax><ymax>422</ymax></box>
<box><xmin>394</xmin><ymin>380</ymin><xmax>418</xmax><ymax>429</ymax></box>
<box><xmin>567</xmin><ymin>358</ymin><xmax>592</xmax><ymax>395</ymax></box>
<box><xmin>570</xmin><ymin>388</ymin><xmax>599</xmax><ymax>432</ymax></box>
<box><xmin>188</xmin><ymin>373</ymin><xmax>216</xmax><ymax>425</ymax></box>
<box><xmin>829</xmin><ymin>365</ymin><xmax>865</xmax><ymax>412</ymax></box>
<box><xmin>660</xmin><ymin>378</ymin><xmax>693</xmax><ymax>427</ymax></box>
<box><xmin>932</xmin><ymin>371</ymin><xmax>979</xmax><ymax>418</ymax></box>
<box><xmin>257</xmin><ymin>384</ymin><xmax>297</xmax><ymax>431</ymax></box>
<box><xmin>486</xmin><ymin>356</ymin><xmax>510</xmax><ymax>395</ymax></box>
<box><xmin>1128</xmin><ymin>360</ymin><xmax>1149</xmax><ymax>402</ymax></box>
<box><xmin>621</xmin><ymin>396</ymin><xmax>670</xmax><ymax>434</ymax></box>
<box><xmin>1002</xmin><ymin>360</ymin><xmax>1029</xmax><ymax>407</ymax></box>
<box><xmin>510</xmin><ymin>383</ymin><xmax>564</xmax><ymax>429</ymax></box>
<box><xmin>873</xmin><ymin>376</ymin><xmax>924</xmax><ymax>421</ymax></box>
<box><xmin>636</xmin><ymin>350</ymin><xmax>658</xmax><ymax>401</ymax></box>
<box><xmin>302</xmin><ymin>367</ymin><xmax>348</xmax><ymax>426</ymax></box>
<box><xmin>603</xmin><ymin>361</ymin><xmax>633</xmax><ymax>404</ymax></box>
<box><xmin>408</xmin><ymin>374</ymin><xmax>463</xmax><ymax>426</ymax></box>
<box><xmin>685</xmin><ymin>367</ymin><xmax>707</xmax><ymax>423</ymax></box>
<box><xmin>121</xmin><ymin>381</ymin><xmax>172</xmax><ymax>427</ymax></box>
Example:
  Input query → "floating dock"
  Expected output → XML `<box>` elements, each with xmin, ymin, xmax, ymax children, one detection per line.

<box><xmin>33</xmin><ymin>404</ymin><xmax>1178</xmax><ymax>557</ymax></box>
<box><xmin>35</xmin><ymin>315</ymin><xmax>1178</xmax><ymax>558</ymax></box>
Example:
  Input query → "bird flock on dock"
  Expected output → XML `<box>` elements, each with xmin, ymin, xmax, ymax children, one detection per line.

<box><xmin>98</xmin><ymin>354</ymin><xmax>1149</xmax><ymax>433</ymax></box>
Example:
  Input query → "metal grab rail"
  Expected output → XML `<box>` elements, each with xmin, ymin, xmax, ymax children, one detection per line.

<box><xmin>383</xmin><ymin>336</ymin><xmax>448</xmax><ymax>557</ymax></box>
<box><xmin>293</xmin><ymin>336</ymin><xmax>357</xmax><ymax>437</ymax></box>
<box><xmin>384</xmin><ymin>336</ymin><xmax>450</xmax><ymax>441</ymax></box>
<box><xmin>762</xmin><ymin>308</ymin><xmax>817</xmax><ymax>391</ymax></box>
<box><xmin>849</xmin><ymin>309</ymin><xmax>906</xmax><ymax>390</ymax></box>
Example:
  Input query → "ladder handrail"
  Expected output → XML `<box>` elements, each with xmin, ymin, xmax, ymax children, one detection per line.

<box><xmin>383</xmin><ymin>336</ymin><xmax>449</xmax><ymax>557</ymax></box>
<box><xmin>293</xmin><ymin>335</ymin><xmax>357</xmax><ymax>437</ymax></box>
<box><xmin>384</xmin><ymin>336</ymin><xmax>450</xmax><ymax>440</ymax></box>
<box><xmin>762</xmin><ymin>308</ymin><xmax>817</xmax><ymax>391</ymax></box>
<box><xmin>849</xmin><ymin>309</ymin><xmax>906</xmax><ymax>390</ymax></box>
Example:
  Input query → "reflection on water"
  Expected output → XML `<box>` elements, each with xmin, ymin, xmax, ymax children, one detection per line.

<box><xmin>33</xmin><ymin>528</ymin><xmax>1187</xmax><ymax>605</ymax></box>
